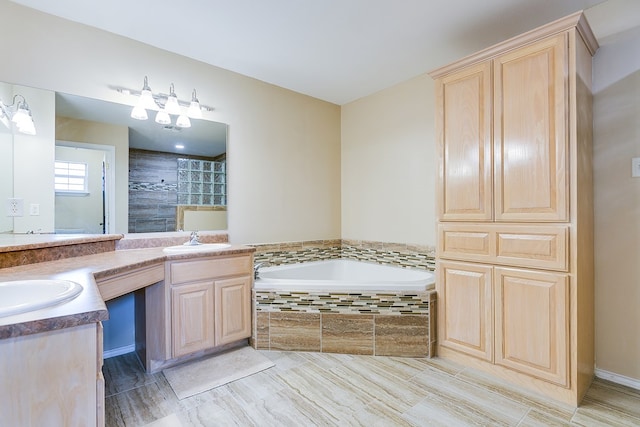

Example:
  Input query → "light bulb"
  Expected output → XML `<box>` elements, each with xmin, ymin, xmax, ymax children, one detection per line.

<box><xmin>155</xmin><ymin>109</ymin><xmax>171</xmax><ymax>125</ymax></box>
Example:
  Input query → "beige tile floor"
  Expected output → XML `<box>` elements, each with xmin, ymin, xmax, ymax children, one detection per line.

<box><xmin>104</xmin><ymin>349</ymin><xmax>640</xmax><ymax>426</ymax></box>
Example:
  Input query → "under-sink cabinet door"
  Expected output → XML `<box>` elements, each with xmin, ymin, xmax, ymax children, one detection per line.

<box><xmin>214</xmin><ymin>276</ymin><xmax>252</xmax><ymax>346</ymax></box>
<box><xmin>437</xmin><ymin>260</ymin><xmax>493</xmax><ymax>361</ymax></box>
<box><xmin>171</xmin><ymin>281</ymin><xmax>215</xmax><ymax>358</ymax></box>
<box><xmin>494</xmin><ymin>267</ymin><xmax>569</xmax><ymax>386</ymax></box>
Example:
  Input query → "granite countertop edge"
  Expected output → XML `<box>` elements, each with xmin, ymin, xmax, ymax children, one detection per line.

<box><xmin>0</xmin><ymin>234</ymin><xmax>124</xmax><ymax>253</ymax></box>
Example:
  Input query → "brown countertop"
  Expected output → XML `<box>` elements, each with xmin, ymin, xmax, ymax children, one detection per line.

<box><xmin>0</xmin><ymin>244</ymin><xmax>255</xmax><ymax>339</ymax></box>
<box><xmin>0</xmin><ymin>233</ymin><xmax>123</xmax><ymax>253</ymax></box>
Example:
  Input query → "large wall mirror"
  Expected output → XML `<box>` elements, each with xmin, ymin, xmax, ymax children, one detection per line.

<box><xmin>1</xmin><ymin>80</ymin><xmax>228</xmax><ymax>234</ymax></box>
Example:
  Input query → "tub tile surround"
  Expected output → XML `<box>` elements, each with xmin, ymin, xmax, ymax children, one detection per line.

<box><xmin>252</xmin><ymin>238</ymin><xmax>436</xmax><ymax>272</ymax></box>
<box><xmin>251</xmin><ymin>238</ymin><xmax>437</xmax><ymax>358</ymax></box>
<box><xmin>256</xmin><ymin>311</ymin><xmax>433</xmax><ymax>357</ymax></box>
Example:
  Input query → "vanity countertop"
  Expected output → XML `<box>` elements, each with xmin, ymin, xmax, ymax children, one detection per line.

<box><xmin>0</xmin><ymin>244</ymin><xmax>255</xmax><ymax>339</ymax></box>
<box><xmin>0</xmin><ymin>233</ymin><xmax>123</xmax><ymax>253</ymax></box>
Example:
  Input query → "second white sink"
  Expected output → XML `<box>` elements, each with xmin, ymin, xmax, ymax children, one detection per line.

<box><xmin>163</xmin><ymin>243</ymin><xmax>232</xmax><ymax>254</ymax></box>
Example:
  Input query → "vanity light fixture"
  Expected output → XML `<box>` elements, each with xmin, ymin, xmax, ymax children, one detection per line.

<box><xmin>116</xmin><ymin>76</ymin><xmax>213</xmax><ymax>129</ymax></box>
<box><xmin>0</xmin><ymin>94</ymin><xmax>36</xmax><ymax>135</ymax></box>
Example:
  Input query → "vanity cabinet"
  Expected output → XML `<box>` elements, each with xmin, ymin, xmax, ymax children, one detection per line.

<box><xmin>171</xmin><ymin>280</ymin><xmax>216</xmax><ymax>357</ymax></box>
<box><xmin>215</xmin><ymin>276</ymin><xmax>252</xmax><ymax>346</ymax></box>
<box><xmin>167</xmin><ymin>254</ymin><xmax>253</xmax><ymax>358</ymax></box>
<box><xmin>0</xmin><ymin>322</ymin><xmax>104</xmax><ymax>426</ymax></box>
<box><xmin>431</xmin><ymin>11</ymin><xmax>597</xmax><ymax>405</ymax></box>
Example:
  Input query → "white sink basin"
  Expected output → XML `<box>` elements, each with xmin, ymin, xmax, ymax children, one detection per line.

<box><xmin>0</xmin><ymin>279</ymin><xmax>83</xmax><ymax>318</ymax></box>
<box><xmin>163</xmin><ymin>243</ymin><xmax>232</xmax><ymax>254</ymax></box>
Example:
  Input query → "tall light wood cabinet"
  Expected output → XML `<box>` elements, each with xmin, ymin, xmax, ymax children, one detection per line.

<box><xmin>430</xmin><ymin>11</ymin><xmax>598</xmax><ymax>406</ymax></box>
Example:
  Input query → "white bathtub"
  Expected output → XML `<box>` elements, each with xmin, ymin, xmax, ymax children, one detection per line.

<box><xmin>254</xmin><ymin>259</ymin><xmax>435</xmax><ymax>292</ymax></box>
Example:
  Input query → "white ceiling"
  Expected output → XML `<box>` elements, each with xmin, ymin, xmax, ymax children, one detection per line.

<box><xmin>10</xmin><ymin>0</ymin><xmax>640</xmax><ymax>105</ymax></box>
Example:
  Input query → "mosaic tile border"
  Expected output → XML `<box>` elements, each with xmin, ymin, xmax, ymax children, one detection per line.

<box><xmin>128</xmin><ymin>182</ymin><xmax>177</xmax><ymax>192</ymax></box>
<box><xmin>254</xmin><ymin>290</ymin><xmax>434</xmax><ymax>315</ymax></box>
<box><xmin>251</xmin><ymin>239</ymin><xmax>436</xmax><ymax>271</ymax></box>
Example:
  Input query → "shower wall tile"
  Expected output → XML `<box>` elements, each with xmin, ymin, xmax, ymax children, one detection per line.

<box><xmin>129</xmin><ymin>149</ymin><xmax>224</xmax><ymax>233</ymax></box>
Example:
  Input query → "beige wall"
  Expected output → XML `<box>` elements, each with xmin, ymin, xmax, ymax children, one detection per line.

<box><xmin>341</xmin><ymin>74</ymin><xmax>436</xmax><ymax>246</ymax></box>
<box><xmin>12</xmin><ymin>85</ymin><xmax>55</xmax><ymax>233</ymax></box>
<box><xmin>56</xmin><ymin>117</ymin><xmax>128</xmax><ymax>233</ymax></box>
<box><xmin>0</xmin><ymin>82</ymin><xmax>12</xmax><ymax>233</ymax></box>
<box><xmin>592</xmin><ymin>25</ymin><xmax>640</xmax><ymax>382</ymax></box>
<box><xmin>0</xmin><ymin>0</ymin><xmax>341</xmax><ymax>244</ymax></box>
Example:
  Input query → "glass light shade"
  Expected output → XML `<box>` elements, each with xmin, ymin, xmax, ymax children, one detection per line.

<box><xmin>11</xmin><ymin>107</ymin><xmax>30</xmax><ymax>127</ymax></box>
<box><xmin>155</xmin><ymin>109</ymin><xmax>171</xmax><ymax>125</ymax></box>
<box><xmin>176</xmin><ymin>114</ymin><xmax>191</xmax><ymax>128</ymax></box>
<box><xmin>130</xmin><ymin>105</ymin><xmax>148</xmax><ymax>120</ymax></box>
<box><xmin>139</xmin><ymin>89</ymin><xmax>156</xmax><ymax>110</ymax></box>
<box><xmin>187</xmin><ymin>100</ymin><xmax>202</xmax><ymax>119</ymax></box>
<box><xmin>165</xmin><ymin>94</ymin><xmax>181</xmax><ymax>115</ymax></box>
<box><xmin>17</xmin><ymin>116</ymin><xmax>36</xmax><ymax>135</ymax></box>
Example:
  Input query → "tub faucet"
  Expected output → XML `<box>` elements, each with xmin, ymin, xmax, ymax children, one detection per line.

<box><xmin>185</xmin><ymin>231</ymin><xmax>201</xmax><ymax>246</ymax></box>
<box><xmin>254</xmin><ymin>263</ymin><xmax>264</xmax><ymax>279</ymax></box>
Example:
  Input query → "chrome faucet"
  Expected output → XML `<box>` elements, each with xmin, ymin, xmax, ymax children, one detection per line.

<box><xmin>254</xmin><ymin>263</ymin><xmax>264</xmax><ymax>279</ymax></box>
<box><xmin>185</xmin><ymin>231</ymin><xmax>201</xmax><ymax>246</ymax></box>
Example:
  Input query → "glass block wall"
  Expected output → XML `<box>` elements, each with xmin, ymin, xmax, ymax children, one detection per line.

<box><xmin>177</xmin><ymin>158</ymin><xmax>226</xmax><ymax>206</ymax></box>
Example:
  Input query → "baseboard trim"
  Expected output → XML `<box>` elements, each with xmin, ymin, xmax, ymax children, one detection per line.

<box><xmin>103</xmin><ymin>344</ymin><xmax>136</xmax><ymax>359</ymax></box>
<box><xmin>595</xmin><ymin>368</ymin><xmax>640</xmax><ymax>391</ymax></box>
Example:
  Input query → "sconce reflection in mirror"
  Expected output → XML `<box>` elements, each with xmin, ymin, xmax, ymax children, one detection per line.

<box><xmin>0</xmin><ymin>94</ymin><xmax>36</xmax><ymax>135</ymax></box>
<box><xmin>114</xmin><ymin>76</ymin><xmax>214</xmax><ymax>129</ymax></box>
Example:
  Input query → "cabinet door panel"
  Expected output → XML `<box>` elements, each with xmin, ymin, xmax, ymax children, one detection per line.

<box><xmin>215</xmin><ymin>276</ymin><xmax>252</xmax><ymax>346</ymax></box>
<box><xmin>495</xmin><ymin>268</ymin><xmax>569</xmax><ymax>386</ymax></box>
<box><xmin>495</xmin><ymin>225</ymin><xmax>569</xmax><ymax>271</ymax></box>
<box><xmin>439</xmin><ymin>224</ymin><xmax>493</xmax><ymax>261</ymax></box>
<box><xmin>437</xmin><ymin>62</ymin><xmax>493</xmax><ymax>221</ymax></box>
<box><xmin>494</xmin><ymin>34</ymin><xmax>568</xmax><ymax>222</ymax></box>
<box><xmin>172</xmin><ymin>281</ymin><xmax>215</xmax><ymax>357</ymax></box>
<box><xmin>438</xmin><ymin>261</ymin><xmax>493</xmax><ymax>361</ymax></box>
